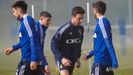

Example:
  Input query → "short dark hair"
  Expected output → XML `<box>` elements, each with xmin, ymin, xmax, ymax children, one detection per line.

<box><xmin>12</xmin><ymin>0</ymin><xmax>27</xmax><ymax>13</ymax></box>
<box><xmin>92</xmin><ymin>1</ymin><xmax>106</xmax><ymax>15</ymax></box>
<box><xmin>72</xmin><ymin>6</ymin><xmax>85</xmax><ymax>16</ymax></box>
<box><xmin>40</xmin><ymin>11</ymin><xmax>52</xmax><ymax>18</ymax></box>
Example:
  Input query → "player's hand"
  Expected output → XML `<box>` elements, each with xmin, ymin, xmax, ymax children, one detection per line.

<box><xmin>4</xmin><ymin>47</ymin><xmax>14</xmax><ymax>55</ymax></box>
<box><xmin>44</xmin><ymin>65</ymin><xmax>51</xmax><ymax>75</ymax></box>
<box><xmin>82</xmin><ymin>53</ymin><xmax>90</xmax><ymax>61</ymax></box>
<box><xmin>61</xmin><ymin>57</ymin><xmax>71</xmax><ymax>67</ymax></box>
<box><xmin>76</xmin><ymin>58</ymin><xmax>81</xmax><ymax>68</ymax></box>
<box><xmin>30</xmin><ymin>61</ymin><xmax>37</xmax><ymax>70</ymax></box>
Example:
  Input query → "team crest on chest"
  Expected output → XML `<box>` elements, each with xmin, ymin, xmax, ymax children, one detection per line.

<box><xmin>19</xmin><ymin>32</ymin><xmax>22</xmax><ymax>37</ymax></box>
<box><xmin>79</xmin><ymin>30</ymin><xmax>82</xmax><ymax>35</ymax></box>
<box><xmin>69</xmin><ymin>32</ymin><xmax>72</xmax><ymax>35</ymax></box>
<box><xmin>93</xmin><ymin>33</ymin><xmax>97</xmax><ymax>38</ymax></box>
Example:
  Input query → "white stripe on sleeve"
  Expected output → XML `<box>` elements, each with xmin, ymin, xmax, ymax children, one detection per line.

<box><xmin>23</xmin><ymin>16</ymin><xmax>33</xmax><ymax>37</ymax></box>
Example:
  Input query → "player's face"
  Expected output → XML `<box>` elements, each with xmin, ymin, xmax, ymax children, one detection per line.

<box><xmin>92</xmin><ymin>8</ymin><xmax>97</xmax><ymax>19</ymax></box>
<box><xmin>72</xmin><ymin>14</ymin><xmax>84</xmax><ymax>26</ymax></box>
<box><xmin>40</xmin><ymin>17</ymin><xmax>51</xmax><ymax>26</ymax></box>
<box><xmin>12</xmin><ymin>7</ymin><xmax>21</xmax><ymax>20</ymax></box>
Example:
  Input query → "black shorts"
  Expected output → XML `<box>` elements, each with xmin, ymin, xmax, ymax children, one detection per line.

<box><xmin>16</xmin><ymin>61</ymin><xmax>44</xmax><ymax>75</ymax></box>
<box><xmin>91</xmin><ymin>63</ymin><xmax>114</xmax><ymax>75</ymax></box>
<box><xmin>56</xmin><ymin>61</ymin><xmax>75</xmax><ymax>75</ymax></box>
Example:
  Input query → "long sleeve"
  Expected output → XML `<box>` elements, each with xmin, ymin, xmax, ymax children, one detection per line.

<box><xmin>42</xmin><ymin>56</ymin><xmax>48</xmax><ymax>66</ymax></box>
<box><xmin>99</xmin><ymin>18</ymin><xmax>118</xmax><ymax>68</ymax></box>
<box><xmin>12</xmin><ymin>42</ymin><xmax>21</xmax><ymax>51</ymax></box>
<box><xmin>23</xmin><ymin>16</ymin><xmax>39</xmax><ymax>61</ymax></box>
<box><xmin>12</xmin><ymin>26</ymin><xmax>22</xmax><ymax>51</ymax></box>
<box><xmin>89</xmin><ymin>50</ymin><xmax>94</xmax><ymax>57</ymax></box>
<box><xmin>86</xmin><ymin>50</ymin><xmax>94</xmax><ymax>59</ymax></box>
<box><xmin>51</xmin><ymin>31</ymin><xmax>63</xmax><ymax>61</ymax></box>
<box><xmin>30</xmin><ymin>36</ymin><xmax>38</xmax><ymax>61</ymax></box>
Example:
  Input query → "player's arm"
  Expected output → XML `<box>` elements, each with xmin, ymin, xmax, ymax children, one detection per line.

<box><xmin>5</xmin><ymin>31</ymin><xmax>22</xmax><ymax>55</ymax></box>
<box><xmin>99</xmin><ymin>19</ymin><xmax>118</xmax><ymax>69</ymax></box>
<box><xmin>5</xmin><ymin>42</ymin><xmax>21</xmax><ymax>55</ymax></box>
<box><xmin>42</xmin><ymin>56</ymin><xmax>48</xmax><ymax>67</ymax></box>
<box><xmin>51</xmin><ymin>31</ymin><xmax>63</xmax><ymax>61</ymax></box>
<box><xmin>51</xmin><ymin>26</ymin><xmax>72</xmax><ymax>67</ymax></box>
<box><xmin>27</xmin><ymin>17</ymin><xmax>39</xmax><ymax>62</ymax></box>
<box><xmin>24</xmin><ymin>17</ymin><xmax>39</xmax><ymax>70</ymax></box>
<box><xmin>12</xmin><ymin>42</ymin><xmax>21</xmax><ymax>51</ymax></box>
<box><xmin>41</xmin><ymin>49</ymin><xmax>48</xmax><ymax>66</ymax></box>
<box><xmin>79</xmin><ymin>27</ymin><xmax>94</xmax><ymax>61</ymax></box>
<box><xmin>82</xmin><ymin>50</ymin><xmax>94</xmax><ymax>61</ymax></box>
<box><xmin>42</xmin><ymin>56</ymin><xmax>50</xmax><ymax>74</ymax></box>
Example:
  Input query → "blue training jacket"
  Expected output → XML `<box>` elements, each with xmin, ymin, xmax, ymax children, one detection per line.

<box><xmin>89</xmin><ymin>16</ymin><xmax>118</xmax><ymax>67</ymax></box>
<box><xmin>36</xmin><ymin>21</ymin><xmax>48</xmax><ymax>66</ymax></box>
<box><xmin>12</xmin><ymin>14</ymin><xmax>40</xmax><ymax>62</ymax></box>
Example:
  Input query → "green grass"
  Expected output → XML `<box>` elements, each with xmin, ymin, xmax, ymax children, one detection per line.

<box><xmin>0</xmin><ymin>46</ymin><xmax>133</xmax><ymax>75</ymax></box>
<box><xmin>115</xmin><ymin>69</ymin><xmax>133</xmax><ymax>75</ymax></box>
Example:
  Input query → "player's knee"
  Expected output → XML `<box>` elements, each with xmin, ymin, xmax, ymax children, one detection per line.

<box><xmin>60</xmin><ymin>70</ymin><xmax>69</xmax><ymax>75</ymax></box>
<box><xmin>45</xmin><ymin>65</ymin><xmax>50</xmax><ymax>72</ymax></box>
<box><xmin>45</xmin><ymin>71</ymin><xmax>51</xmax><ymax>75</ymax></box>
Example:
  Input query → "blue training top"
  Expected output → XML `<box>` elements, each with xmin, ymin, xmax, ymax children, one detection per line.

<box><xmin>90</xmin><ymin>16</ymin><xmax>118</xmax><ymax>68</ymax></box>
<box><xmin>36</xmin><ymin>21</ymin><xmax>48</xmax><ymax>66</ymax></box>
<box><xmin>12</xmin><ymin>14</ymin><xmax>40</xmax><ymax>62</ymax></box>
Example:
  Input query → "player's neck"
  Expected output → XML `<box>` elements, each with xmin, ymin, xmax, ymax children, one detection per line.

<box><xmin>71</xmin><ymin>19</ymin><xmax>78</xmax><ymax>26</ymax></box>
<box><xmin>20</xmin><ymin>13</ymin><xmax>27</xmax><ymax>19</ymax></box>
<box><xmin>96</xmin><ymin>14</ymin><xmax>104</xmax><ymax>19</ymax></box>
